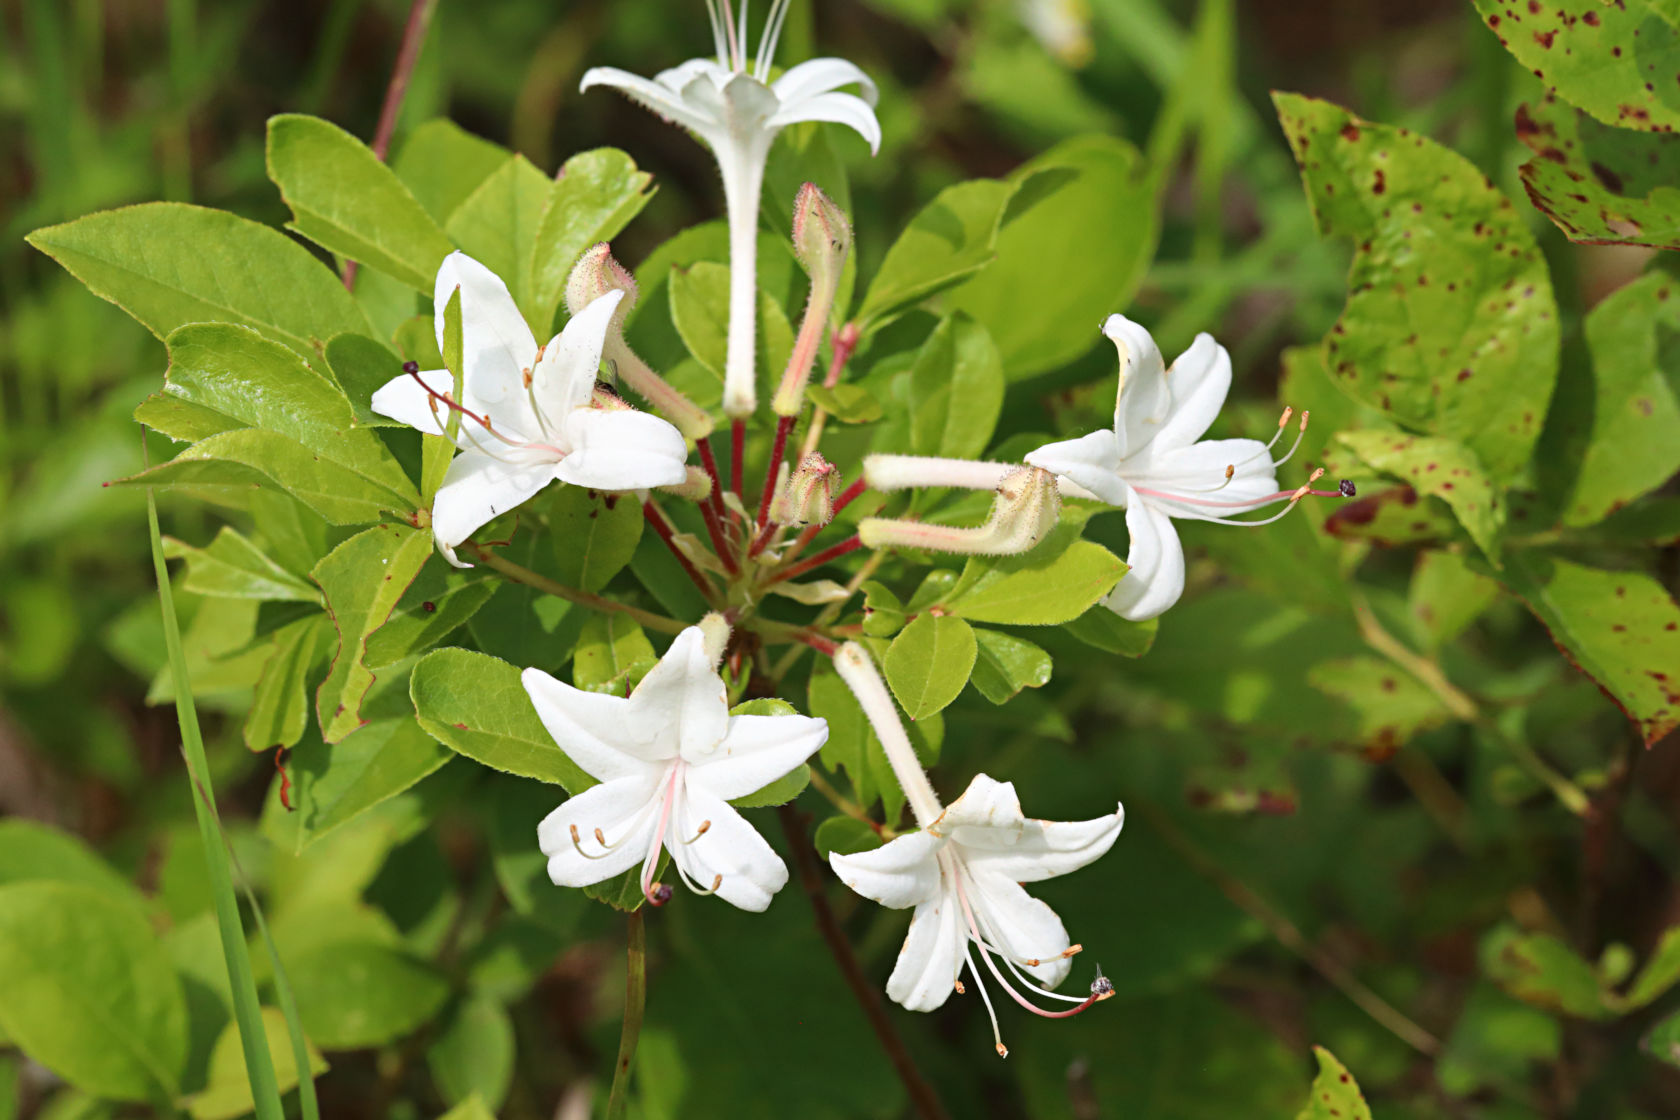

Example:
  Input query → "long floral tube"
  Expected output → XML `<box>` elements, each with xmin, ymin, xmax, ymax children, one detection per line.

<box><xmin>862</xmin><ymin>454</ymin><xmax>1103</xmax><ymax>501</ymax></box>
<box><xmin>831</xmin><ymin>642</ymin><xmax>942</xmax><ymax>828</ymax></box>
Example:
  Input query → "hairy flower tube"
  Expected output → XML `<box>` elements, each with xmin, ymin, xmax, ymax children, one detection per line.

<box><xmin>580</xmin><ymin>0</ymin><xmax>880</xmax><ymax>417</ymax></box>
<box><xmin>526</xmin><ymin>625</ymin><xmax>829</xmax><ymax>911</ymax></box>
<box><xmin>371</xmin><ymin>252</ymin><xmax>689</xmax><ymax>565</ymax></box>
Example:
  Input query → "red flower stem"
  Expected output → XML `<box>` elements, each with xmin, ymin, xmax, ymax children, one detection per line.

<box><xmin>772</xmin><ymin>535</ymin><xmax>863</xmax><ymax>586</ymax></box>
<box><xmin>699</xmin><ymin>497</ymin><xmax>740</xmax><ymax>577</ymax></box>
<box><xmin>755</xmin><ymin>414</ymin><xmax>796</xmax><ymax>533</ymax></box>
<box><xmin>730</xmin><ymin>418</ymin><xmax>746</xmax><ymax>502</ymax></box>
<box><xmin>793</xmin><ymin>629</ymin><xmax>839</xmax><ymax>656</ymax></box>
<box><xmin>343</xmin><ymin>0</ymin><xmax>438</xmax><ymax>291</ymax></box>
<box><xmin>696</xmin><ymin>437</ymin><xmax>727</xmax><ymax>518</ymax></box>
<box><xmin>823</xmin><ymin>322</ymin><xmax>860</xmax><ymax>389</ymax></box>
<box><xmin>747</xmin><ymin>520</ymin><xmax>779</xmax><ymax>559</ymax></box>
<box><xmin>642</xmin><ymin>501</ymin><xmax>717</xmax><ymax>602</ymax></box>
<box><xmin>831</xmin><ymin>475</ymin><xmax>867</xmax><ymax>518</ymax></box>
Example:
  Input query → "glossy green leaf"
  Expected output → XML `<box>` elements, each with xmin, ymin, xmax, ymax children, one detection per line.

<box><xmin>1409</xmin><ymin>549</ymin><xmax>1500</xmax><ymax>651</ymax></box>
<box><xmin>1474</xmin><ymin>0</ymin><xmax>1680</xmax><ymax>131</ymax></box>
<box><xmin>854</xmin><ymin>178</ymin><xmax>1019</xmax><ymax>334</ymax></box>
<box><xmin>325</xmin><ymin>333</ymin><xmax>408</xmax><ymax>429</ymax></box>
<box><xmin>26</xmin><ymin>203</ymin><xmax>371</xmax><ymax>360</ymax></box>
<box><xmin>426</xmin><ymin>995</ymin><xmax>514</xmax><ymax>1113</ymax></box>
<box><xmin>806</xmin><ymin>383</ymin><xmax>882</xmax><ymax>423</ymax></box>
<box><xmin>1627</xmin><ymin>927</ymin><xmax>1680</xmax><ymax>1008</ymax></box>
<box><xmin>1336</xmin><ymin>430</ymin><xmax>1504</xmax><ymax>561</ymax></box>
<box><xmin>1482</xmin><ymin>925</ymin><xmax>1613</xmax><ymax>1019</ymax></box>
<box><xmin>969</xmin><ymin>628</ymin><xmax>1052</xmax><ymax>704</ymax></box>
<box><xmin>1563</xmin><ymin>271</ymin><xmax>1680</xmax><ymax>526</ymax></box>
<box><xmin>1062</xmin><ymin>604</ymin><xmax>1156</xmax><ymax>657</ymax></box>
<box><xmin>1295</xmin><ymin>1047</ymin><xmax>1372</xmax><ymax>1120</ymax></box>
<box><xmin>266</xmin><ymin>114</ymin><xmax>454</xmax><ymax>292</ymax></box>
<box><xmin>185</xmin><ymin>1009</ymin><xmax>327</xmax><ymax>1120</ymax></box>
<box><xmin>435</xmin><ymin>1098</ymin><xmax>498</xmax><ymax>1120</ymax></box>
<box><xmin>860</xmin><ymin>581</ymin><xmax>906</xmax><ymax>638</ymax></box>
<box><xmin>948</xmin><ymin>135</ymin><xmax>1156</xmax><ymax>380</ymax></box>
<box><xmin>944</xmin><ymin>540</ymin><xmax>1125</xmax><ymax>625</ymax></box>
<box><xmin>811</xmin><ymin>817</ymin><xmax>883</xmax><ymax>859</ymax></box>
<box><xmin>885</xmin><ymin>613</ymin><xmax>977</xmax><ymax>719</ymax></box>
<box><xmin>392</xmin><ymin>120</ymin><xmax>510</xmax><ymax>225</ymax></box>
<box><xmin>243</xmin><ymin>617</ymin><xmax>328</xmax><ymax>752</ymax></box>
<box><xmin>411</xmin><ymin>647</ymin><xmax>592</xmax><ymax>790</ymax></box>
<box><xmin>364</xmin><ymin>570</ymin><xmax>496</xmax><ymax>669</ymax></box>
<box><xmin>0</xmin><ymin>821</ymin><xmax>146</xmax><ymax>912</ymax></box>
<box><xmin>1516</xmin><ymin>94</ymin><xmax>1680</xmax><ymax>249</ymax></box>
<box><xmin>0</xmin><ymin>882</ymin><xmax>188</xmax><ymax>1101</ymax></box>
<box><xmin>572</xmin><ymin>613</ymin><xmax>657</xmax><ymax>695</ymax></box>
<box><xmin>906</xmin><ymin>314</ymin><xmax>1005</xmax><ymax>460</ymax></box>
<box><xmin>1499</xmin><ymin>553</ymin><xmax>1680</xmax><ymax>745</ymax></box>
<box><xmin>527</xmin><ymin>147</ymin><xmax>656</xmax><ymax>330</ymax></box>
<box><xmin>312</xmin><ymin>524</ymin><xmax>433</xmax><ymax>742</ymax></box>
<box><xmin>287</xmin><ymin>941</ymin><xmax>448</xmax><ymax>1049</ymax></box>
<box><xmin>668</xmin><ymin>260</ymin><xmax>794</xmax><ymax>389</ymax></box>
<box><xmin>1306</xmin><ymin>655</ymin><xmax>1451</xmax><ymax>757</ymax></box>
<box><xmin>1275</xmin><ymin>93</ymin><xmax>1558</xmax><ymax>482</ymax></box>
<box><xmin>721</xmin><ymin>698</ymin><xmax>813</xmax><ymax>808</ymax></box>
<box><xmin>275</xmin><ymin>719</ymin><xmax>454</xmax><ymax>852</ymax></box>
<box><xmin>444</xmin><ymin>154</ymin><xmax>553</xmax><ymax>327</ymax></box>
<box><xmin>164</xmin><ymin>528</ymin><xmax>320</xmax><ymax>603</ymax></box>
<box><xmin>548</xmin><ymin>486</ymin><xmax>643</xmax><ymax>593</ymax></box>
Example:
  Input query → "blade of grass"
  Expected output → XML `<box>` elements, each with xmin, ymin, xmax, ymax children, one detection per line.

<box><xmin>147</xmin><ymin>487</ymin><xmax>286</xmax><ymax>1120</ymax></box>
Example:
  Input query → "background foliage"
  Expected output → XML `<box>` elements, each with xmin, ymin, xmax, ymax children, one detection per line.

<box><xmin>2</xmin><ymin>0</ymin><xmax>1679</xmax><ymax>1117</ymax></box>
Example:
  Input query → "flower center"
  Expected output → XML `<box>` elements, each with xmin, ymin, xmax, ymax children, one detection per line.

<box><xmin>706</xmin><ymin>0</ymin><xmax>794</xmax><ymax>80</ymax></box>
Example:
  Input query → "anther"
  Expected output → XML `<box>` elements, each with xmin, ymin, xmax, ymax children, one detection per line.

<box><xmin>1062</xmin><ymin>944</ymin><xmax>1083</xmax><ymax>959</ymax></box>
<box><xmin>594</xmin><ymin>827</ymin><xmax>609</xmax><ymax>846</ymax></box>
<box><xmin>682</xmin><ymin>820</ymin><xmax>713</xmax><ymax>844</ymax></box>
<box><xmin>954</xmin><ymin>979</ymin><xmax>966</xmax><ymax>994</ymax></box>
<box><xmin>1278</xmin><ymin>406</ymin><xmax>1293</xmax><ymax>429</ymax></box>
<box><xmin>1223</xmin><ymin>464</ymin><xmax>1235</xmax><ymax>481</ymax></box>
<box><xmin>1299</xmin><ymin>409</ymin><xmax>1311</xmax><ymax>432</ymax></box>
<box><xmin>995</xmin><ymin>1043</ymin><xmax>1009</xmax><ymax>1058</ymax></box>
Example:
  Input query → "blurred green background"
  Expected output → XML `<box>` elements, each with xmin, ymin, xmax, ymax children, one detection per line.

<box><xmin>3</xmin><ymin>0</ymin><xmax>1678</xmax><ymax>1117</ymax></box>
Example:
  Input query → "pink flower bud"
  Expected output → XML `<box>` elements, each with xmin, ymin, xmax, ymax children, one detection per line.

<box><xmin>772</xmin><ymin>453</ymin><xmax>840</xmax><ymax>528</ymax></box>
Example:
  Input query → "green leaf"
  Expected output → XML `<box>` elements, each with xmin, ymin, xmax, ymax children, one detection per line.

<box><xmin>185</xmin><ymin>1009</ymin><xmax>327</xmax><ymax>1120</ymax></box>
<box><xmin>1305</xmin><ymin>655</ymin><xmax>1452</xmax><ymax>757</ymax></box>
<box><xmin>1498</xmin><ymin>553</ymin><xmax>1680</xmax><ymax>745</ymax></box>
<box><xmin>1647</xmin><ymin>1007</ymin><xmax>1680</xmax><ymax>1069</ymax></box>
<box><xmin>806</xmin><ymin>383</ymin><xmax>882</xmax><ymax>423</ymax></box>
<box><xmin>1516</xmin><ymin>94</ymin><xmax>1680</xmax><ymax>249</ymax></box>
<box><xmin>885</xmin><ymin>614</ymin><xmax>977</xmax><ymax>720</ymax></box>
<box><xmin>244</xmin><ymin>617</ymin><xmax>328</xmax><ymax>752</ymax></box>
<box><xmin>325</xmin><ymin>333</ymin><xmax>408</xmax><ymax>429</ymax></box>
<box><xmin>0</xmin><ymin>882</ymin><xmax>188</xmax><ymax>1101</ymax></box>
<box><xmin>266</xmin><ymin>114</ymin><xmax>454</xmax><ymax>292</ymax></box>
<box><xmin>165</xmin><ymin>528</ymin><xmax>321</xmax><ymax>603</ymax></box>
<box><xmin>572</xmin><ymin>614</ymin><xmax>658</xmax><ymax>695</ymax></box>
<box><xmin>906</xmin><ymin>314</ymin><xmax>1005</xmax><ymax>460</ymax></box>
<box><xmin>392</xmin><ymin>120</ymin><xmax>510</xmax><ymax>225</ymax></box>
<box><xmin>444</xmin><ymin>154</ymin><xmax>554</xmax><ymax>327</ymax></box>
<box><xmin>1336</xmin><ymin>430</ymin><xmax>1505</xmax><ymax>562</ymax></box>
<box><xmin>1482</xmin><ymin>925</ymin><xmax>1613</xmax><ymax>1019</ymax></box>
<box><xmin>0</xmin><ymin>821</ymin><xmax>147</xmax><ymax>913</ymax></box>
<box><xmin>854</xmin><ymin>178</ymin><xmax>1020</xmax><ymax>334</ymax></box>
<box><xmin>1062</xmin><ymin>604</ymin><xmax>1156</xmax><ymax>657</ymax></box>
<box><xmin>26</xmin><ymin>203</ymin><xmax>371</xmax><ymax>360</ymax></box>
<box><xmin>411</xmin><ymin>647</ymin><xmax>592</xmax><ymax>790</ymax></box>
<box><xmin>947</xmin><ymin>135</ymin><xmax>1156</xmax><ymax>380</ymax></box>
<box><xmin>276</xmin><ymin>719</ymin><xmax>454</xmax><ymax>852</ymax></box>
<box><xmin>1563</xmin><ymin>271</ymin><xmax>1680</xmax><ymax>526</ymax></box>
<box><xmin>945</xmin><ymin>540</ymin><xmax>1125</xmax><ymax>625</ymax></box>
<box><xmin>425</xmin><ymin>995</ymin><xmax>514</xmax><ymax>1113</ymax></box>
<box><xmin>1474</xmin><ymin>0</ymin><xmax>1680</xmax><ymax>132</ymax></box>
<box><xmin>860</xmin><ymin>580</ymin><xmax>906</xmax><ymax>638</ymax></box>
<box><xmin>311</xmin><ymin>524</ymin><xmax>432</xmax><ymax>742</ymax></box>
<box><xmin>1294</xmin><ymin>1047</ymin><xmax>1372</xmax><ymax>1120</ymax></box>
<box><xmin>668</xmin><ymin>261</ymin><xmax>795</xmax><ymax>389</ymax></box>
<box><xmin>811</xmin><ymin>817</ymin><xmax>883</xmax><ymax>859</ymax></box>
<box><xmin>1409</xmin><ymin>549</ymin><xmax>1500</xmax><ymax>651</ymax></box>
<box><xmin>527</xmin><ymin>147</ymin><xmax>656</xmax><ymax>331</ymax></box>
<box><xmin>287</xmin><ymin>941</ymin><xmax>448</xmax><ymax>1049</ymax></box>
<box><xmin>364</xmin><ymin>570</ymin><xmax>496</xmax><ymax>670</ymax></box>
<box><xmin>436</xmin><ymin>1097</ymin><xmax>498</xmax><ymax>1120</ymax></box>
<box><xmin>1627</xmin><ymin>927</ymin><xmax>1680</xmax><ymax>1008</ymax></box>
<box><xmin>547</xmin><ymin>486</ymin><xmax>643</xmax><ymax>593</ymax></box>
<box><xmin>1274</xmin><ymin>93</ymin><xmax>1559</xmax><ymax>482</ymax></box>
<box><xmin>969</xmin><ymin>629</ymin><xmax>1052</xmax><ymax>704</ymax></box>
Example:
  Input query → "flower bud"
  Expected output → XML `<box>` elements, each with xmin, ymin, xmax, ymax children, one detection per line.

<box><xmin>791</xmin><ymin>182</ymin><xmax>851</xmax><ymax>289</ymax></box>
<box><xmin>771</xmin><ymin>453</ymin><xmax>839</xmax><ymax>528</ymax></box>
<box><xmin>858</xmin><ymin>466</ymin><xmax>1061</xmax><ymax>556</ymax></box>
<box><xmin>566</xmin><ymin>242</ymin><xmax>638</xmax><ymax>324</ymax></box>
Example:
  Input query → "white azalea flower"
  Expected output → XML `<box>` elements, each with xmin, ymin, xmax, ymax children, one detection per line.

<box><xmin>829</xmin><ymin>773</ymin><xmax>1123</xmax><ymax>1056</ymax></box>
<box><xmin>525</xmin><ymin>626</ymin><xmax>828</xmax><ymax>911</ymax></box>
<box><xmin>580</xmin><ymin>0</ymin><xmax>880</xmax><ymax>417</ymax></box>
<box><xmin>372</xmin><ymin>252</ymin><xmax>689</xmax><ymax>565</ymax></box>
<box><xmin>1025</xmin><ymin>314</ymin><xmax>1337</xmax><ymax>621</ymax></box>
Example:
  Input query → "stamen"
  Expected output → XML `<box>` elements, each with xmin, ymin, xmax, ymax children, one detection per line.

<box><xmin>962</xmin><ymin>944</ymin><xmax>1008</xmax><ymax>1058</ymax></box>
<box><xmin>719</xmin><ymin>0</ymin><xmax>742</xmax><ymax>70</ymax></box>
<box><xmin>704</xmin><ymin>0</ymin><xmax>728</xmax><ymax>65</ymax></box>
<box><xmin>681</xmin><ymin>820</ymin><xmax>712</xmax><ymax>844</ymax></box>
<box><xmin>569</xmin><ymin>825</ymin><xmax>613</xmax><ymax>861</ymax></box>
<box><xmin>755</xmin><ymin>0</ymin><xmax>793</xmax><ymax>79</ymax></box>
<box><xmin>954</xmin><ymin>979</ymin><xmax>966</xmax><ymax>995</ymax></box>
<box><xmin>405</xmin><ymin>366</ymin><xmax>526</xmax><ymax>454</ymax></box>
<box><xmin>954</xmin><ymin>871</ymin><xmax>1106</xmax><ymax>1027</ymax></box>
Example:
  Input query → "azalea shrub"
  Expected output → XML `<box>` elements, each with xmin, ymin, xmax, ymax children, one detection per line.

<box><xmin>4</xmin><ymin>0</ymin><xmax>1680</xmax><ymax>1117</ymax></box>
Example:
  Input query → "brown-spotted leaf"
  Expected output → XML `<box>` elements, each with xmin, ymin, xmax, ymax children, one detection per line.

<box><xmin>1336</xmin><ymin>430</ymin><xmax>1505</xmax><ymax>562</ymax></box>
<box><xmin>1516</xmin><ymin>94</ymin><xmax>1680</xmax><ymax>248</ymax></box>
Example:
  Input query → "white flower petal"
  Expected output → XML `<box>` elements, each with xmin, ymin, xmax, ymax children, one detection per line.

<box><xmin>933</xmin><ymin>773</ymin><xmax>1026</xmax><ymax>845</ymax></box>
<box><xmin>580</xmin><ymin>65</ymin><xmax>721</xmax><ymax>137</ymax></box>
<box><xmin>538</xmin><ymin>774</ymin><xmax>663</xmax><ymax>886</ymax></box>
<box><xmin>655</xmin><ymin>57</ymin><xmax>730</xmax><ymax>94</ymax></box>
<box><xmin>671</xmin><ymin>788</ymin><xmax>788</xmax><ymax>912</ymax></box>
<box><xmin>370</xmin><ymin>367</ymin><xmax>455</xmax><ymax>437</ymax></box>
<box><xmin>1133</xmin><ymin>437</ymin><xmax>1278</xmax><ymax>521</ymax></box>
<box><xmin>828</xmin><ymin>829</ymin><xmax>943</xmax><ymax>910</ymax></box>
<box><xmin>1150</xmin><ymin>332</ymin><xmax>1233</xmax><ymax>451</ymax></box>
<box><xmin>1024</xmin><ymin>429</ymin><xmax>1130</xmax><ymax>507</ymax></box>
<box><xmin>534</xmin><ymin>290</ymin><xmax>624</xmax><ymax>427</ymax></box>
<box><xmin>767</xmin><ymin>91</ymin><xmax>881</xmax><ymax>154</ymax></box>
<box><xmin>433</xmin><ymin>252</ymin><xmax>538</xmax><ymax>416</ymax></box>
<box><xmin>772</xmin><ymin>57</ymin><xmax>879</xmax><ymax>107</ymax></box>
<box><xmin>960</xmin><ymin>804</ymin><xmax>1124</xmax><ymax>883</ymax></box>
<box><xmin>1102</xmin><ymin>314</ymin><xmax>1169</xmax><ymax>460</ymax></box>
<box><xmin>965</xmin><ymin>869</ymin><xmax>1076</xmax><ymax>989</ymax></box>
<box><xmin>885</xmin><ymin>891</ymin><xmax>965</xmax><ymax>1012</ymax></box>
<box><xmin>431</xmin><ymin>450</ymin><xmax>556</xmax><ymax>566</ymax></box>
<box><xmin>628</xmin><ymin>627</ymin><xmax>729</xmax><ymax>760</ymax></box>
<box><xmin>1103</xmin><ymin>496</ymin><xmax>1185</xmax><ymax>621</ymax></box>
<box><xmin>522</xmin><ymin>667</ymin><xmax>675</xmax><ymax>781</ymax></box>
<box><xmin>555</xmin><ymin>409</ymin><xmax>691</xmax><ymax>491</ymax></box>
<box><xmin>686</xmin><ymin>712</ymin><xmax>829</xmax><ymax>802</ymax></box>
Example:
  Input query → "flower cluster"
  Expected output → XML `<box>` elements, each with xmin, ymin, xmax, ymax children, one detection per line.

<box><xmin>361</xmin><ymin>0</ymin><xmax>1349</xmax><ymax>1058</ymax></box>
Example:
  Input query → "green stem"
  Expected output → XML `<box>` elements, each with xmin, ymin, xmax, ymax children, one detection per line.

<box><xmin>467</xmin><ymin>543</ymin><xmax>688</xmax><ymax>635</ymax></box>
<box><xmin>606</xmin><ymin>910</ymin><xmax>648</xmax><ymax>1120</ymax></box>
